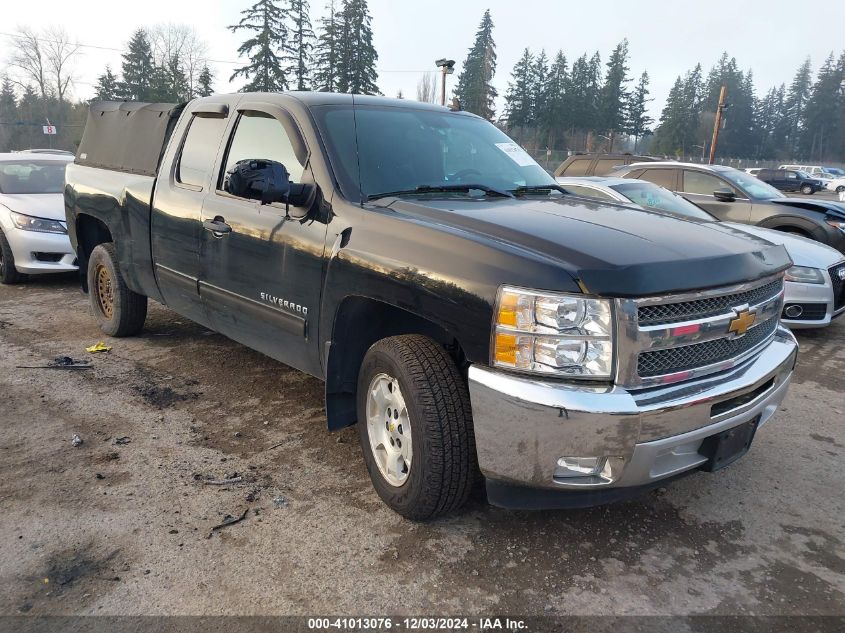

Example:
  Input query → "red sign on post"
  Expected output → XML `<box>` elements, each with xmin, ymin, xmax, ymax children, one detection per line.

<box><xmin>43</xmin><ymin>125</ymin><xmax>57</xmax><ymax>135</ymax></box>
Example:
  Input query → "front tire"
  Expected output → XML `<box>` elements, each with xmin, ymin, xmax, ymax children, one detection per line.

<box><xmin>0</xmin><ymin>228</ymin><xmax>25</xmax><ymax>284</ymax></box>
<box><xmin>357</xmin><ymin>335</ymin><xmax>476</xmax><ymax>520</ymax></box>
<box><xmin>87</xmin><ymin>243</ymin><xmax>147</xmax><ymax>337</ymax></box>
<box><xmin>800</xmin><ymin>184</ymin><xmax>814</xmax><ymax>195</ymax></box>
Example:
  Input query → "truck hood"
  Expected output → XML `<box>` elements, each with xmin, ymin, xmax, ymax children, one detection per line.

<box><xmin>0</xmin><ymin>193</ymin><xmax>66</xmax><ymax>221</ymax></box>
<box><xmin>723</xmin><ymin>221</ymin><xmax>844</xmax><ymax>269</ymax></box>
<box><xmin>383</xmin><ymin>196</ymin><xmax>791</xmax><ymax>297</ymax></box>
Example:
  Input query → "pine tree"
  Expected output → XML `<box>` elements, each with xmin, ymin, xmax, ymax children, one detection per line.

<box><xmin>651</xmin><ymin>76</ymin><xmax>688</xmax><ymax>156</ymax></box>
<box><xmin>626</xmin><ymin>71</ymin><xmax>653</xmax><ymax>151</ymax></box>
<box><xmin>531</xmin><ymin>50</ymin><xmax>549</xmax><ymax>124</ymax></box>
<box><xmin>287</xmin><ymin>0</ymin><xmax>315</xmax><ymax>90</ymax></box>
<box><xmin>0</xmin><ymin>77</ymin><xmax>18</xmax><ymax>150</ymax></box>
<box><xmin>93</xmin><ymin>66</ymin><xmax>120</xmax><ymax>101</ymax></box>
<box><xmin>781</xmin><ymin>57</ymin><xmax>812</xmax><ymax>156</ymax></box>
<box><xmin>539</xmin><ymin>51</ymin><xmax>568</xmax><ymax>146</ymax></box>
<box><xmin>454</xmin><ymin>9</ymin><xmax>497</xmax><ymax>120</ymax></box>
<box><xmin>313</xmin><ymin>0</ymin><xmax>341</xmax><ymax>91</ymax></box>
<box><xmin>800</xmin><ymin>52</ymin><xmax>844</xmax><ymax>159</ymax></box>
<box><xmin>150</xmin><ymin>55</ymin><xmax>189</xmax><ymax>102</ymax></box>
<box><xmin>229</xmin><ymin>0</ymin><xmax>291</xmax><ymax>92</ymax></box>
<box><xmin>504</xmin><ymin>49</ymin><xmax>535</xmax><ymax>128</ymax></box>
<box><xmin>120</xmin><ymin>29</ymin><xmax>155</xmax><ymax>101</ymax></box>
<box><xmin>335</xmin><ymin>0</ymin><xmax>379</xmax><ymax>94</ymax></box>
<box><xmin>599</xmin><ymin>39</ymin><xmax>631</xmax><ymax>146</ymax></box>
<box><xmin>196</xmin><ymin>65</ymin><xmax>214</xmax><ymax>97</ymax></box>
<box><xmin>586</xmin><ymin>52</ymin><xmax>603</xmax><ymax>133</ymax></box>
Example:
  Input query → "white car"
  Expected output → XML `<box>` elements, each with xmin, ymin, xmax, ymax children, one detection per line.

<box><xmin>558</xmin><ymin>176</ymin><xmax>845</xmax><ymax>329</ymax></box>
<box><xmin>0</xmin><ymin>152</ymin><xmax>77</xmax><ymax>283</ymax></box>
<box><xmin>823</xmin><ymin>177</ymin><xmax>845</xmax><ymax>193</ymax></box>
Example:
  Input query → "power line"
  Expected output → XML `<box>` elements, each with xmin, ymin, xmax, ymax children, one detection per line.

<box><xmin>0</xmin><ymin>32</ymin><xmax>434</xmax><ymax>73</ymax></box>
<box><xmin>0</xmin><ymin>31</ymin><xmax>244</xmax><ymax>65</ymax></box>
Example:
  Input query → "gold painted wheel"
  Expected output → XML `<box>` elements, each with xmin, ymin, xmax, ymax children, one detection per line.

<box><xmin>95</xmin><ymin>263</ymin><xmax>114</xmax><ymax>319</ymax></box>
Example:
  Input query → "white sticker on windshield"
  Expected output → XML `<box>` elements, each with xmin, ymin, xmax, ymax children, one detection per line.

<box><xmin>495</xmin><ymin>142</ymin><xmax>536</xmax><ymax>167</ymax></box>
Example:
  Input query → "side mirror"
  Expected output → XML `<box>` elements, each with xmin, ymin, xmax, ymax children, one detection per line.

<box><xmin>713</xmin><ymin>188</ymin><xmax>736</xmax><ymax>202</ymax></box>
<box><xmin>224</xmin><ymin>159</ymin><xmax>315</xmax><ymax>217</ymax></box>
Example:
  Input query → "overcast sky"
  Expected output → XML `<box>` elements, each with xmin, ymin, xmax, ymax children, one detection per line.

<box><xmin>2</xmin><ymin>0</ymin><xmax>843</xmax><ymax>127</ymax></box>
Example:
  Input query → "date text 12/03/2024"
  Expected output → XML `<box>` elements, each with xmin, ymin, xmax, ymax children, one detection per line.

<box><xmin>307</xmin><ymin>617</ymin><xmax>528</xmax><ymax>630</ymax></box>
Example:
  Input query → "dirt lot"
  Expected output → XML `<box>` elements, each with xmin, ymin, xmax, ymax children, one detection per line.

<box><xmin>0</xmin><ymin>274</ymin><xmax>844</xmax><ymax>617</ymax></box>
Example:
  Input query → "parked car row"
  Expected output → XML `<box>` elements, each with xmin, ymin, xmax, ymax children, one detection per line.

<box><xmin>556</xmin><ymin>176</ymin><xmax>845</xmax><ymax>328</ymax></box>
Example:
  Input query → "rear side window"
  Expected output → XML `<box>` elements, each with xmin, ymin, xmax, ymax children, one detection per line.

<box><xmin>637</xmin><ymin>168</ymin><xmax>676</xmax><ymax>190</ymax></box>
<box><xmin>682</xmin><ymin>170</ymin><xmax>729</xmax><ymax>195</ymax></box>
<box><xmin>758</xmin><ymin>169</ymin><xmax>774</xmax><ymax>179</ymax></box>
<box><xmin>176</xmin><ymin>115</ymin><xmax>226</xmax><ymax>188</ymax></box>
<box><xmin>594</xmin><ymin>159</ymin><xmax>622</xmax><ymax>175</ymax></box>
<box><xmin>563</xmin><ymin>159</ymin><xmax>592</xmax><ymax>176</ymax></box>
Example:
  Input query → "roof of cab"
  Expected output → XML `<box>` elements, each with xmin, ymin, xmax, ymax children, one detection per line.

<box><xmin>205</xmin><ymin>91</ymin><xmax>471</xmax><ymax>115</ymax></box>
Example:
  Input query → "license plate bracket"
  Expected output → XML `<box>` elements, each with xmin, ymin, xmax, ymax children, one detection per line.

<box><xmin>699</xmin><ymin>417</ymin><xmax>759</xmax><ymax>472</ymax></box>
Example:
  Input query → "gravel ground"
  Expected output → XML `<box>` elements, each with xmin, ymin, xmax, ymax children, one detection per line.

<box><xmin>0</xmin><ymin>274</ymin><xmax>843</xmax><ymax>617</ymax></box>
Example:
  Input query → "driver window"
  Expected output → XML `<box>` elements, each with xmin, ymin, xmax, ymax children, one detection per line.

<box><xmin>219</xmin><ymin>111</ymin><xmax>304</xmax><ymax>192</ymax></box>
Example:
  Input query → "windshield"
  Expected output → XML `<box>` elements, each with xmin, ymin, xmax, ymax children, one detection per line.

<box><xmin>827</xmin><ymin>168</ymin><xmax>844</xmax><ymax>176</ymax></box>
<box><xmin>719</xmin><ymin>168</ymin><xmax>785</xmax><ymax>200</ymax></box>
<box><xmin>313</xmin><ymin>105</ymin><xmax>556</xmax><ymax>201</ymax></box>
<box><xmin>0</xmin><ymin>161</ymin><xmax>67</xmax><ymax>194</ymax></box>
<box><xmin>796</xmin><ymin>170</ymin><xmax>813</xmax><ymax>178</ymax></box>
<box><xmin>610</xmin><ymin>182</ymin><xmax>716</xmax><ymax>221</ymax></box>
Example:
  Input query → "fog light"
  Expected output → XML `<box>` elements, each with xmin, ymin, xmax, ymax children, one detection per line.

<box><xmin>556</xmin><ymin>456</ymin><xmax>604</xmax><ymax>476</ymax></box>
<box><xmin>784</xmin><ymin>304</ymin><xmax>803</xmax><ymax>319</ymax></box>
<box><xmin>554</xmin><ymin>456</ymin><xmax>625</xmax><ymax>484</ymax></box>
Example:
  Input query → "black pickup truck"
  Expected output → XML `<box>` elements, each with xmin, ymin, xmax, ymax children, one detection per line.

<box><xmin>66</xmin><ymin>93</ymin><xmax>798</xmax><ymax>519</ymax></box>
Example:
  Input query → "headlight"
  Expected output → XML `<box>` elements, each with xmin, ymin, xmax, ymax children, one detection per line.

<box><xmin>492</xmin><ymin>286</ymin><xmax>614</xmax><ymax>378</ymax></box>
<box><xmin>9</xmin><ymin>211</ymin><xmax>67</xmax><ymax>234</ymax></box>
<box><xmin>785</xmin><ymin>266</ymin><xmax>825</xmax><ymax>284</ymax></box>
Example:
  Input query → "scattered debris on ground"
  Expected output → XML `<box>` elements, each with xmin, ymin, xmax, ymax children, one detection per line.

<box><xmin>203</xmin><ymin>476</ymin><xmax>242</xmax><ymax>486</ymax></box>
<box><xmin>85</xmin><ymin>342</ymin><xmax>112</xmax><ymax>354</ymax></box>
<box><xmin>207</xmin><ymin>509</ymin><xmax>249</xmax><ymax>538</ymax></box>
<box><xmin>71</xmin><ymin>434</ymin><xmax>83</xmax><ymax>447</ymax></box>
<box><xmin>272</xmin><ymin>496</ymin><xmax>288</xmax><ymax>509</ymax></box>
<box><xmin>17</xmin><ymin>356</ymin><xmax>92</xmax><ymax>370</ymax></box>
<box><xmin>114</xmin><ymin>437</ymin><xmax>131</xmax><ymax>445</ymax></box>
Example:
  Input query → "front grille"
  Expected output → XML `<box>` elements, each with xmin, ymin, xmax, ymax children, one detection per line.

<box><xmin>637</xmin><ymin>317</ymin><xmax>779</xmax><ymax>378</ymax></box>
<box><xmin>637</xmin><ymin>278</ymin><xmax>783</xmax><ymax>326</ymax></box>
<box><xmin>831</xmin><ymin>263</ymin><xmax>845</xmax><ymax>312</ymax></box>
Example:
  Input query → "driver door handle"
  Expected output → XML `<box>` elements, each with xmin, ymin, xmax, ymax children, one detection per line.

<box><xmin>203</xmin><ymin>216</ymin><xmax>231</xmax><ymax>235</ymax></box>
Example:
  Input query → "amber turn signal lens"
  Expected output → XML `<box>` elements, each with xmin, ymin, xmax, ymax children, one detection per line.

<box><xmin>496</xmin><ymin>292</ymin><xmax>519</xmax><ymax>328</ymax></box>
<box><xmin>494</xmin><ymin>332</ymin><xmax>517</xmax><ymax>365</ymax></box>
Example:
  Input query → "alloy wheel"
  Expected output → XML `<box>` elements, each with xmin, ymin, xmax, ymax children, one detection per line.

<box><xmin>366</xmin><ymin>372</ymin><xmax>413</xmax><ymax>487</ymax></box>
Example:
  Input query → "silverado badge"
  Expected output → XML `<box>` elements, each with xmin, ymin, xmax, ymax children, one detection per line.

<box><xmin>728</xmin><ymin>308</ymin><xmax>756</xmax><ymax>337</ymax></box>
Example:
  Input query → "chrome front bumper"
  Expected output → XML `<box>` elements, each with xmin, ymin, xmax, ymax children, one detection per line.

<box><xmin>468</xmin><ymin>326</ymin><xmax>797</xmax><ymax>496</ymax></box>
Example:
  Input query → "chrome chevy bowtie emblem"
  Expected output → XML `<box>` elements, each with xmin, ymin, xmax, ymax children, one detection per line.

<box><xmin>728</xmin><ymin>308</ymin><xmax>756</xmax><ymax>337</ymax></box>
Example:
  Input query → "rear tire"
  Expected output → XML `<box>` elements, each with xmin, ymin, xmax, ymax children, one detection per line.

<box><xmin>0</xmin><ymin>228</ymin><xmax>25</xmax><ymax>284</ymax></box>
<box><xmin>357</xmin><ymin>334</ymin><xmax>476</xmax><ymax>520</ymax></box>
<box><xmin>87</xmin><ymin>243</ymin><xmax>147</xmax><ymax>337</ymax></box>
<box><xmin>836</xmin><ymin>186</ymin><xmax>845</xmax><ymax>194</ymax></box>
<box><xmin>800</xmin><ymin>184</ymin><xmax>814</xmax><ymax>195</ymax></box>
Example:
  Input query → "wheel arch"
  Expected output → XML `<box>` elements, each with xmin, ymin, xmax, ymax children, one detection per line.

<box><xmin>756</xmin><ymin>214</ymin><xmax>824</xmax><ymax>241</ymax></box>
<box><xmin>324</xmin><ymin>296</ymin><xmax>469</xmax><ymax>431</ymax></box>
<box><xmin>75</xmin><ymin>214</ymin><xmax>113</xmax><ymax>292</ymax></box>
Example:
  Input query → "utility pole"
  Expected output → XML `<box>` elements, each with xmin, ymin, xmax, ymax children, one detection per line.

<box><xmin>435</xmin><ymin>59</ymin><xmax>455</xmax><ymax>106</ymax></box>
<box><xmin>708</xmin><ymin>86</ymin><xmax>728</xmax><ymax>165</ymax></box>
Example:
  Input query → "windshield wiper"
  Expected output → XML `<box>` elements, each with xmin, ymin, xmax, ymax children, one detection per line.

<box><xmin>367</xmin><ymin>183</ymin><xmax>514</xmax><ymax>201</ymax></box>
<box><xmin>510</xmin><ymin>184</ymin><xmax>569</xmax><ymax>197</ymax></box>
